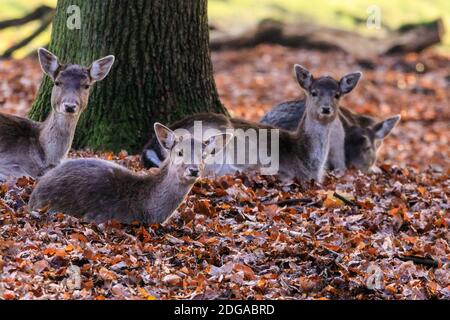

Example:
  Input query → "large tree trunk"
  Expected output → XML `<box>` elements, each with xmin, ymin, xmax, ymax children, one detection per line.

<box><xmin>30</xmin><ymin>0</ymin><xmax>227</xmax><ymax>153</ymax></box>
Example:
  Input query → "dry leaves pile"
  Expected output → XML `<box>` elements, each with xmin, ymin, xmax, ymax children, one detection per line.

<box><xmin>0</xmin><ymin>58</ymin><xmax>42</xmax><ymax>116</ymax></box>
<box><xmin>0</xmin><ymin>45</ymin><xmax>449</xmax><ymax>300</ymax></box>
<box><xmin>0</xmin><ymin>165</ymin><xmax>448</xmax><ymax>300</ymax></box>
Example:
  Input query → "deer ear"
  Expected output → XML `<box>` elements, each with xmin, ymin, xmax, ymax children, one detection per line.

<box><xmin>340</xmin><ymin>72</ymin><xmax>362</xmax><ymax>94</ymax></box>
<box><xmin>154</xmin><ymin>123</ymin><xmax>176</xmax><ymax>150</ymax></box>
<box><xmin>38</xmin><ymin>48</ymin><xmax>60</xmax><ymax>80</ymax></box>
<box><xmin>203</xmin><ymin>133</ymin><xmax>233</xmax><ymax>156</ymax></box>
<box><xmin>89</xmin><ymin>55</ymin><xmax>115</xmax><ymax>81</ymax></box>
<box><xmin>373</xmin><ymin>115</ymin><xmax>401</xmax><ymax>140</ymax></box>
<box><xmin>294</xmin><ymin>64</ymin><xmax>313</xmax><ymax>90</ymax></box>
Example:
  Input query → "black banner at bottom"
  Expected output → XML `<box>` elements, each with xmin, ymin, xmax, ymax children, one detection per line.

<box><xmin>1</xmin><ymin>299</ymin><xmax>441</xmax><ymax>319</ymax></box>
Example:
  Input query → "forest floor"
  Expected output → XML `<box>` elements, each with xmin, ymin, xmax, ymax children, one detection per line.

<box><xmin>0</xmin><ymin>45</ymin><xmax>449</xmax><ymax>299</ymax></box>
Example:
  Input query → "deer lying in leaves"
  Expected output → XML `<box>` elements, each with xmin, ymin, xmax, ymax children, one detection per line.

<box><xmin>29</xmin><ymin>123</ymin><xmax>232</xmax><ymax>224</ymax></box>
<box><xmin>261</xmin><ymin>68</ymin><xmax>400</xmax><ymax>172</ymax></box>
<box><xmin>0</xmin><ymin>48</ymin><xmax>115</xmax><ymax>181</ymax></box>
<box><xmin>142</xmin><ymin>65</ymin><xmax>362</xmax><ymax>182</ymax></box>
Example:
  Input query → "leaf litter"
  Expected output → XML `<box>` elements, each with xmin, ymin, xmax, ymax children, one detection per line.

<box><xmin>0</xmin><ymin>45</ymin><xmax>449</xmax><ymax>300</ymax></box>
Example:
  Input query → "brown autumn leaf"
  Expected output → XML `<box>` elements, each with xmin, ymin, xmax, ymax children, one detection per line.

<box><xmin>162</xmin><ymin>274</ymin><xmax>183</xmax><ymax>287</ymax></box>
<box><xmin>99</xmin><ymin>267</ymin><xmax>117</xmax><ymax>281</ymax></box>
<box><xmin>16</xmin><ymin>177</ymin><xmax>30</xmax><ymax>187</ymax></box>
<box><xmin>71</xmin><ymin>233</ymin><xmax>88</xmax><ymax>243</ymax></box>
<box><xmin>233</xmin><ymin>263</ymin><xmax>256</xmax><ymax>281</ymax></box>
<box><xmin>195</xmin><ymin>199</ymin><xmax>215</xmax><ymax>216</ymax></box>
<box><xmin>43</xmin><ymin>248</ymin><xmax>56</xmax><ymax>256</ymax></box>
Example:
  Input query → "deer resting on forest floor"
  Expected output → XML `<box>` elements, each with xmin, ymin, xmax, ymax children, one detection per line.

<box><xmin>29</xmin><ymin>123</ymin><xmax>232</xmax><ymax>225</ymax></box>
<box><xmin>0</xmin><ymin>48</ymin><xmax>115</xmax><ymax>181</ymax></box>
<box><xmin>142</xmin><ymin>65</ymin><xmax>363</xmax><ymax>183</ymax></box>
<box><xmin>261</xmin><ymin>93</ymin><xmax>401</xmax><ymax>172</ymax></box>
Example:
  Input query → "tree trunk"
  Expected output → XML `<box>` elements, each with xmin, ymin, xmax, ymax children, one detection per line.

<box><xmin>30</xmin><ymin>0</ymin><xmax>227</xmax><ymax>153</ymax></box>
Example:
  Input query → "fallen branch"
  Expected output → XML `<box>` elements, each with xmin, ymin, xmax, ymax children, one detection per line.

<box><xmin>1</xmin><ymin>12</ymin><xmax>53</xmax><ymax>58</ymax></box>
<box><xmin>266</xmin><ymin>197</ymin><xmax>313</xmax><ymax>206</ymax></box>
<box><xmin>0</xmin><ymin>5</ymin><xmax>54</xmax><ymax>30</ymax></box>
<box><xmin>397</xmin><ymin>255</ymin><xmax>440</xmax><ymax>268</ymax></box>
<box><xmin>210</xmin><ymin>18</ymin><xmax>445</xmax><ymax>59</ymax></box>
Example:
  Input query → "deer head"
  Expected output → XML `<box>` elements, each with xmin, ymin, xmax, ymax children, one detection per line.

<box><xmin>38</xmin><ymin>48</ymin><xmax>115</xmax><ymax>116</ymax></box>
<box><xmin>345</xmin><ymin>115</ymin><xmax>401</xmax><ymax>171</ymax></box>
<box><xmin>153</xmin><ymin>123</ymin><xmax>232</xmax><ymax>184</ymax></box>
<box><xmin>294</xmin><ymin>64</ymin><xmax>362</xmax><ymax>124</ymax></box>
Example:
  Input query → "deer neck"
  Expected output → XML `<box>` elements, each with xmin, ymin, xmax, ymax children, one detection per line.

<box><xmin>295</xmin><ymin>105</ymin><xmax>333</xmax><ymax>180</ymax></box>
<box><xmin>141</xmin><ymin>162</ymin><xmax>195</xmax><ymax>224</ymax></box>
<box><xmin>39</xmin><ymin>110</ymin><xmax>79</xmax><ymax>166</ymax></box>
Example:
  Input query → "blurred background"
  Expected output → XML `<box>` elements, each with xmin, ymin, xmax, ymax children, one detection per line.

<box><xmin>1</xmin><ymin>0</ymin><xmax>450</xmax><ymax>57</ymax></box>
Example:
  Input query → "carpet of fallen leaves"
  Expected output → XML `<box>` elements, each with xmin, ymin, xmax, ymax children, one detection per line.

<box><xmin>0</xmin><ymin>45</ymin><xmax>449</xmax><ymax>300</ymax></box>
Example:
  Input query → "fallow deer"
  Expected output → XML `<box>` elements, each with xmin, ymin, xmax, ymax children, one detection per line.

<box><xmin>29</xmin><ymin>123</ymin><xmax>232</xmax><ymax>224</ymax></box>
<box><xmin>141</xmin><ymin>65</ymin><xmax>362</xmax><ymax>182</ymax></box>
<box><xmin>261</xmin><ymin>89</ymin><xmax>401</xmax><ymax>172</ymax></box>
<box><xmin>0</xmin><ymin>48</ymin><xmax>115</xmax><ymax>181</ymax></box>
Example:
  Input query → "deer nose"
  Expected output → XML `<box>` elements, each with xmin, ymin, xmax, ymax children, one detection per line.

<box><xmin>321</xmin><ymin>106</ymin><xmax>331</xmax><ymax>114</ymax></box>
<box><xmin>188</xmin><ymin>167</ymin><xmax>199</xmax><ymax>177</ymax></box>
<box><xmin>64</xmin><ymin>104</ymin><xmax>77</xmax><ymax>113</ymax></box>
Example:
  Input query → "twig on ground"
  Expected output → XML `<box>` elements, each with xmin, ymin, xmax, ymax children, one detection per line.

<box><xmin>397</xmin><ymin>255</ymin><xmax>440</xmax><ymax>268</ymax></box>
<box><xmin>263</xmin><ymin>197</ymin><xmax>313</xmax><ymax>206</ymax></box>
<box><xmin>333</xmin><ymin>192</ymin><xmax>359</xmax><ymax>207</ymax></box>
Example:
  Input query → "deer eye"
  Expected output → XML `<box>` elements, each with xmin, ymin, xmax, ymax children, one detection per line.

<box><xmin>177</xmin><ymin>150</ymin><xmax>183</xmax><ymax>157</ymax></box>
<box><xmin>311</xmin><ymin>91</ymin><xmax>318</xmax><ymax>97</ymax></box>
<box><xmin>55</xmin><ymin>81</ymin><xmax>61</xmax><ymax>86</ymax></box>
<box><xmin>83</xmin><ymin>85</ymin><xmax>90</xmax><ymax>90</ymax></box>
<box><xmin>335</xmin><ymin>93</ymin><xmax>340</xmax><ymax>99</ymax></box>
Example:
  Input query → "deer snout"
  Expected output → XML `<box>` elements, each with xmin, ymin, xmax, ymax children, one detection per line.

<box><xmin>321</xmin><ymin>106</ymin><xmax>332</xmax><ymax>115</ymax></box>
<box><xmin>63</xmin><ymin>103</ymin><xmax>77</xmax><ymax>114</ymax></box>
<box><xmin>188</xmin><ymin>167</ymin><xmax>199</xmax><ymax>177</ymax></box>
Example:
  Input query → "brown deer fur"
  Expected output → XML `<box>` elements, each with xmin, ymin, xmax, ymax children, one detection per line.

<box><xmin>29</xmin><ymin>124</ymin><xmax>232</xmax><ymax>224</ymax></box>
<box><xmin>142</xmin><ymin>65</ymin><xmax>362</xmax><ymax>182</ymax></box>
<box><xmin>0</xmin><ymin>48</ymin><xmax>114</xmax><ymax>181</ymax></box>
<box><xmin>261</xmin><ymin>101</ymin><xmax>401</xmax><ymax>172</ymax></box>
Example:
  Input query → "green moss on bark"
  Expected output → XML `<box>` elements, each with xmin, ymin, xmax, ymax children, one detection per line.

<box><xmin>30</xmin><ymin>0</ymin><xmax>227</xmax><ymax>153</ymax></box>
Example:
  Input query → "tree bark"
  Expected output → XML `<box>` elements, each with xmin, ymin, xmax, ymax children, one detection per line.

<box><xmin>30</xmin><ymin>0</ymin><xmax>227</xmax><ymax>153</ymax></box>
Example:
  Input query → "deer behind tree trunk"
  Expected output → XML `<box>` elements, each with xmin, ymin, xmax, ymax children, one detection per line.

<box><xmin>141</xmin><ymin>65</ymin><xmax>362</xmax><ymax>182</ymax></box>
<box><xmin>0</xmin><ymin>48</ymin><xmax>114</xmax><ymax>181</ymax></box>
